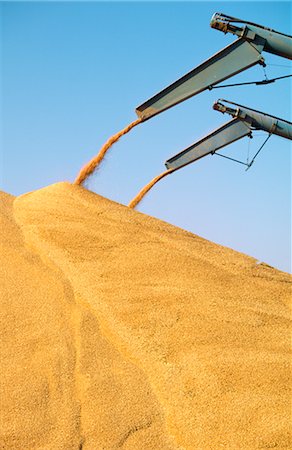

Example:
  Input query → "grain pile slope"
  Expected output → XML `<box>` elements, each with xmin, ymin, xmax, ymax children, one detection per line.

<box><xmin>1</xmin><ymin>182</ymin><xmax>291</xmax><ymax>449</ymax></box>
<box><xmin>0</xmin><ymin>191</ymin><xmax>81</xmax><ymax>449</ymax></box>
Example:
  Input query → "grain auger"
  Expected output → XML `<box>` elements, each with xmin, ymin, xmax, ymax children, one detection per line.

<box><xmin>136</xmin><ymin>12</ymin><xmax>292</xmax><ymax>122</ymax></box>
<box><xmin>128</xmin><ymin>13</ymin><xmax>291</xmax><ymax>208</ymax></box>
<box><xmin>165</xmin><ymin>100</ymin><xmax>292</xmax><ymax>172</ymax></box>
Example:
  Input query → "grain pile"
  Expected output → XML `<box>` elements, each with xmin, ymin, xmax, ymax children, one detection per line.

<box><xmin>1</xmin><ymin>182</ymin><xmax>291</xmax><ymax>449</ymax></box>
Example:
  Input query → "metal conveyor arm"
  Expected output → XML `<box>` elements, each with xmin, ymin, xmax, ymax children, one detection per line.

<box><xmin>165</xmin><ymin>118</ymin><xmax>252</xmax><ymax>171</ymax></box>
<box><xmin>165</xmin><ymin>100</ymin><xmax>292</xmax><ymax>172</ymax></box>
<box><xmin>136</xmin><ymin>13</ymin><xmax>291</xmax><ymax>122</ymax></box>
<box><xmin>214</xmin><ymin>100</ymin><xmax>292</xmax><ymax>140</ymax></box>
<box><xmin>136</xmin><ymin>38</ymin><xmax>265</xmax><ymax>121</ymax></box>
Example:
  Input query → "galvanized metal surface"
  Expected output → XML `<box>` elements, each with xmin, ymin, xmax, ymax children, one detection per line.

<box><xmin>136</xmin><ymin>12</ymin><xmax>291</xmax><ymax>121</ymax></box>
<box><xmin>243</xmin><ymin>25</ymin><xmax>291</xmax><ymax>59</ymax></box>
<box><xmin>136</xmin><ymin>39</ymin><xmax>264</xmax><ymax>121</ymax></box>
<box><xmin>165</xmin><ymin>99</ymin><xmax>291</xmax><ymax>173</ymax></box>
<box><xmin>211</xmin><ymin>13</ymin><xmax>292</xmax><ymax>60</ymax></box>
<box><xmin>214</xmin><ymin>100</ymin><xmax>292</xmax><ymax>140</ymax></box>
<box><xmin>165</xmin><ymin>119</ymin><xmax>251</xmax><ymax>171</ymax></box>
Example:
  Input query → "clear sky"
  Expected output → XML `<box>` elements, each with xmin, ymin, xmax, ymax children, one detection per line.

<box><xmin>1</xmin><ymin>1</ymin><xmax>291</xmax><ymax>272</ymax></box>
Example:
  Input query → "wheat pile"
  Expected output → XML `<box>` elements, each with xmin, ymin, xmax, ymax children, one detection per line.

<box><xmin>1</xmin><ymin>182</ymin><xmax>291</xmax><ymax>449</ymax></box>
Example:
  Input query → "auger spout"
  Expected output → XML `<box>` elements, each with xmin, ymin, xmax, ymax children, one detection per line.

<box><xmin>165</xmin><ymin>119</ymin><xmax>252</xmax><ymax>171</ymax></box>
<box><xmin>135</xmin><ymin>13</ymin><xmax>291</xmax><ymax>121</ymax></box>
<box><xmin>165</xmin><ymin>100</ymin><xmax>292</xmax><ymax>172</ymax></box>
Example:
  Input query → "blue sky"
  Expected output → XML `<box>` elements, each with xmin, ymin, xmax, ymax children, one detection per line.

<box><xmin>1</xmin><ymin>1</ymin><xmax>291</xmax><ymax>272</ymax></box>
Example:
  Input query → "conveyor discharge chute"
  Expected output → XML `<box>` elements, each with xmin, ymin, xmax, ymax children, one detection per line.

<box><xmin>135</xmin><ymin>13</ymin><xmax>292</xmax><ymax>121</ymax></box>
<box><xmin>165</xmin><ymin>100</ymin><xmax>292</xmax><ymax>172</ymax></box>
<box><xmin>165</xmin><ymin>119</ymin><xmax>251</xmax><ymax>171</ymax></box>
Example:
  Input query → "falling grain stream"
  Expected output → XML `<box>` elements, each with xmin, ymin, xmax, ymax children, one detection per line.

<box><xmin>74</xmin><ymin>116</ymin><xmax>174</xmax><ymax>209</ymax></box>
<box><xmin>74</xmin><ymin>118</ymin><xmax>141</xmax><ymax>185</ymax></box>
<box><xmin>128</xmin><ymin>168</ymin><xmax>174</xmax><ymax>209</ymax></box>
